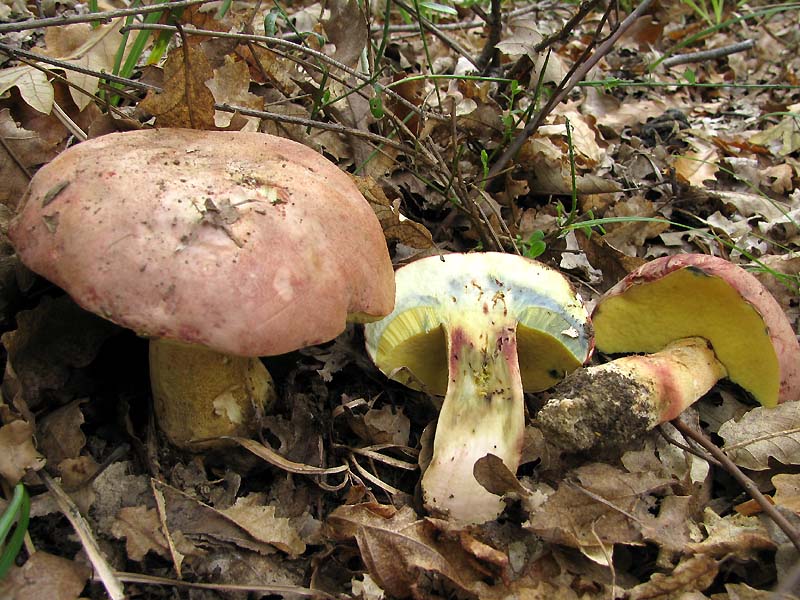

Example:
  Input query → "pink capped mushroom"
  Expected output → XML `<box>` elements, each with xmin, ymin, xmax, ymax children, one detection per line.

<box><xmin>9</xmin><ymin>128</ymin><xmax>395</xmax><ymax>449</ymax></box>
<box><xmin>538</xmin><ymin>254</ymin><xmax>800</xmax><ymax>452</ymax></box>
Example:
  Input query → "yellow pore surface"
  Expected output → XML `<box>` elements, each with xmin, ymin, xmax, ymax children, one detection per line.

<box><xmin>593</xmin><ymin>267</ymin><xmax>781</xmax><ymax>407</ymax></box>
<box><xmin>365</xmin><ymin>253</ymin><xmax>592</xmax><ymax>396</ymax></box>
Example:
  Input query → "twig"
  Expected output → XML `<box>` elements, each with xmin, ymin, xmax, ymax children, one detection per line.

<box><xmin>0</xmin><ymin>43</ymin><xmax>161</xmax><ymax>91</ymax></box>
<box><xmin>661</xmin><ymin>40</ymin><xmax>755</xmax><ymax>68</ymax></box>
<box><xmin>475</xmin><ymin>0</ymin><xmax>502</xmax><ymax>72</ymax></box>
<box><xmin>215</xmin><ymin>103</ymin><xmax>437</xmax><ymax>166</ymax></box>
<box><xmin>0</xmin><ymin>0</ymin><xmax>211</xmax><ymax>33</ymax></box>
<box><xmin>104</xmin><ymin>571</ymin><xmax>335</xmax><ymax>598</ymax></box>
<box><xmin>488</xmin><ymin>0</ymin><xmax>655</xmax><ymax>181</ymax></box>
<box><xmin>391</xmin><ymin>0</ymin><xmax>479</xmax><ymax>67</ymax></box>
<box><xmin>671</xmin><ymin>417</ymin><xmax>800</xmax><ymax>553</ymax></box>
<box><xmin>39</xmin><ymin>471</ymin><xmax>125</xmax><ymax>600</ymax></box>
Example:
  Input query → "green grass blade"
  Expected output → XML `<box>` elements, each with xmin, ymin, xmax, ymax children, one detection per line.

<box><xmin>0</xmin><ymin>484</ymin><xmax>30</xmax><ymax>578</ymax></box>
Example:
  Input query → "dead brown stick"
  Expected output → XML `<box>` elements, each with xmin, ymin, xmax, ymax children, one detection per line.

<box><xmin>671</xmin><ymin>417</ymin><xmax>800</xmax><ymax>553</ymax></box>
<box><xmin>0</xmin><ymin>0</ymin><xmax>211</xmax><ymax>33</ymax></box>
<box><xmin>488</xmin><ymin>0</ymin><xmax>655</xmax><ymax>181</ymax></box>
<box><xmin>661</xmin><ymin>40</ymin><xmax>755</xmax><ymax>68</ymax></box>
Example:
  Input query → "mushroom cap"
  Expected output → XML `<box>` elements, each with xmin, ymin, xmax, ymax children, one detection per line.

<box><xmin>593</xmin><ymin>254</ymin><xmax>800</xmax><ymax>407</ymax></box>
<box><xmin>9</xmin><ymin>128</ymin><xmax>395</xmax><ymax>357</ymax></box>
<box><xmin>365</xmin><ymin>252</ymin><xmax>593</xmax><ymax>394</ymax></box>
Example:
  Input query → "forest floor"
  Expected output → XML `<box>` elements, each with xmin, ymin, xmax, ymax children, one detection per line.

<box><xmin>0</xmin><ymin>0</ymin><xmax>799</xmax><ymax>598</ymax></box>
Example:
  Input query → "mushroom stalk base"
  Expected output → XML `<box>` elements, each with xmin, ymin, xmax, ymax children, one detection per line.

<box><xmin>537</xmin><ymin>337</ymin><xmax>727</xmax><ymax>452</ymax></box>
<box><xmin>422</xmin><ymin>319</ymin><xmax>525</xmax><ymax>523</ymax></box>
<box><xmin>149</xmin><ymin>339</ymin><xmax>276</xmax><ymax>450</ymax></box>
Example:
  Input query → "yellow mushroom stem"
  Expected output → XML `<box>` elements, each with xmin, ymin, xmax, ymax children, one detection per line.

<box><xmin>537</xmin><ymin>337</ymin><xmax>727</xmax><ymax>452</ymax></box>
<box><xmin>149</xmin><ymin>339</ymin><xmax>276</xmax><ymax>450</ymax></box>
<box><xmin>422</xmin><ymin>316</ymin><xmax>525</xmax><ymax>523</ymax></box>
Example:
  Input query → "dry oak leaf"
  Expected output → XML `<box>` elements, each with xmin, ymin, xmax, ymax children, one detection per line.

<box><xmin>354</xmin><ymin>175</ymin><xmax>435</xmax><ymax>248</ymax></box>
<box><xmin>626</xmin><ymin>554</ymin><xmax>718</xmax><ymax>600</ymax></box>
<box><xmin>0</xmin><ymin>66</ymin><xmax>53</xmax><ymax>114</ymax></box>
<box><xmin>328</xmin><ymin>503</ymin><xmax>506</xmax><ymax>599</ymax></box>
<box><xmin>220</xmin><ymin>493</ymin><xmax>306</xmax><ymax>556</ymax></box>
<box><xmin>0</xmin><ymin>551</ymin><xmax>91</xmax><ymax>600</ymax></box>
<box><xmin>772</xmin><ymin>473</ymin><xmax>800</xmax><ymax>514</ymax></box>
<box><xmin>686</xmin><ymin>508</ymin><xmax>775</xmax><ymax>560</ymax></box>
<box><xmin>718</xmin><ymin>403</ymin><xmax>800</xmax><ymax>471</ymax></box>
<box><xmin>41</xmin><ymin>19</ymin><xmax>130</xmax><ymax>111</ymax></box>
<box><xmin>111</xmin><ymin>506</ymin><xmax>170</xmax><ymax>562</ymax></box>
<box><xmin>139</xmin><ymin>43</ymin><xmax>216</xmax><ymax>130</ymax></box>
<box><xmin>525</xmin><ymin>462</ymin><xmax>673</xmax><ymax>549</ymax></box>
<box><xmin>205</xmin><ymin>55</ymin><xmax>263</xmax><ymax>129</ymax></box>
<box><xmin>0</xmin><ymin>419</ymin><xmax>45</xmax><ymax>483</ymax></box>
<box><xmin>673</xmin><ymin>136</ymin><xmax>719</xmax><ymax>187</ymax></box>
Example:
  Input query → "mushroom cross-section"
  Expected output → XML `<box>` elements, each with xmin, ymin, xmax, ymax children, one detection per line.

<box><xmin>364</xmin><ymin>252</ymin><xmax>592</xmax><ymax>523</ymax></box>
<box><xmin>537</xmin><ymin>254</ymin><xmax>800</xmax><ymax>452</ymax></box>
<box><xmin>9</xmin><ymin>128</ymin><xmax>395</xmax><ymax>449</ymax></box>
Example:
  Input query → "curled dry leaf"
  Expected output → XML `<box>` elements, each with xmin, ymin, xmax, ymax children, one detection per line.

<box><xmin>110</xmin><ymin>506</ymin><xmax>170</xmax><ymax>562</ymax></box>
<box><xmin>328</xmin><ymin>503</ymin><xmax>505</xmax><ymax>599</ymax></box>
<box><xmin>37</xmin><ymin>399</ymin><xmax>86</xmax><ymax>465</ymax></box>
<box><xmin>0</xmin><ymin>551</ymin><xmax>91</xmax><ymax>600</ymax></box>
<box><xmin>139</xmin><ymin>43</ymin><xmax>216</xmax><ymax>130</ymax></box>
<box><xmin>0</xmin><ymin>419</ymin><xmax>45</xmax><ymax>483</ymax></box>
<box><xmin>626</xmin><ymin>554</ymin><xmax>718</xmax><ymax>600</ymax></box>
<box><xmin>718</xmin><ymin>403</ymin><xmax>800</xmax><ymax>471</ymax></box>
<box><xmin>685</xmin><ymin>509</ymin><xmax>776</xmax><ymax>561</ymax></box>
<box><xmin>355</xmin><ymin>175</ymin><xmax>435</xmax><ymax>249</ymax></box>
<box><xmin>525</xmin><ymin>463</ymin><xmax>674</xmax><ymax>549</ymax></box>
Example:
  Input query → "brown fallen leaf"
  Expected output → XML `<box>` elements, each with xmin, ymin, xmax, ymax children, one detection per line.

<box><xmin>354</xmin><ymin>175</ymin><xmax>435</xmax><ymax>249</ymax></box>
<box><xmin>205</xmin><ymin>55</ymin><xmax>263</xmax><ymax>129</ymax></box>
<box><xmin>363</xmin><ymin>405</ymin><xmax>411</xmax><ymax>446</ymax></box>
<box><xmin>771</xmin><ymin>473</ymin><xmax>800</xmax><ymax>515</ymax></box>
<box><xmin>322</xmin><ymin>0</ymin><xmax>368</xmax><ymax>67</ymax></box>
<box><xmin>525</xmin><ymin>462</ymin><xmax>673</xmax><ymax>549</ymax></box>
<box><xmin>718</xmin><ymin>403</ymin><xmax>800</xmax><ymax>471</ymax></box>
<box><xmin>328</xmin><ymin>503</ymin><xmax>505</xmax><ymax>599</ymax></box>
<box><xmin>139</xmin><ymin>43</ymin><xmax>216</xmax><ymax>130</ymax></box>
<box><xmin>0</xmin><ymin>419</ymin><xmax>45</xmax><ymax>483</ymax></box>
<box><xmin>221</xmin><ymin>493</ymin><xmax>306</xmax><ymax>556</ymax></box>
<box><xmin>41</xmin><ymin>19</ymin><xmax>131</xmax><ymax>111</ymax></box>
<box><xmin>0</xmin><ymin>551</ymin><xmax>91</xmax><ymax>600</ymax></box>
<box><xmin>111</xmin><ymin>506</ymin><xmax>171</xmax><ymax>562</ymax></box>
<box><xmin>1</xmin><ymin>295</ymin><xmax>118</xmax><ymax>410</ymax></box>
<box><xmin>37</xmin><ymin>399</ymin><xmax>86</xmax><ymax>465</ymax></box>
<box><xmin>626</xmin><ymin>554</ymin><xmax>718</xmax><ymax>599</ymax></box>
<box><xmin>0</xmin><ymin>108</ymin><xmax>62</xmax><ymax>209</ymax></box>
<box><xmin>686</xmin><ymin>509</ymin><xmax>776</xmax><ymax>560</ymax></box>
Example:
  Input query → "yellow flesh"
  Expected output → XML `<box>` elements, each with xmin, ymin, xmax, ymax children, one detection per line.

<box><xmin>375</xmin><ymin>306</ymin><xmax>583</xmax><ymax>395</ymax></box>
<box><xmin>594</xmin><ymin>268</ymin><xmax>781</xmax><ymax>407</ymax></box>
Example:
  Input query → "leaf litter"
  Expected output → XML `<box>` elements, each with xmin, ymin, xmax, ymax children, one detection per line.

<box><xmin>0</xmin><ymin>0</ymin><xmax>799</xmax><ymax>598</ymax></box>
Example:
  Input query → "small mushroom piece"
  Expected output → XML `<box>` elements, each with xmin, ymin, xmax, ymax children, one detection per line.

<box><xmin>538</xmin><ymin>254</ymin><xmax>800</xmax><ymax>452</ymax></box>
<box><xmin>364</xmin><ymin>253</ymin><xmax>592</xmax><ymax>523</ymax></box>
<box><xmin>9</xmin><ymin>128</ymin><xmax>395</xmax><ymax>449</ymax></box>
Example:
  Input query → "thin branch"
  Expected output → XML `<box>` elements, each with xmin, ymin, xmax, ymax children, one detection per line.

<box><xmin>671</xmin><ymin>417</ymin><xmax>800</xmax><ymax>553</ymax></box>
<box><xmin>661</xmin><ymin>40</ymin><xmax>755</xmax><ymax>68</ymax></box>
<box><xmin>488</xmin><ymin>0</ymin><xmax>656</xmax><ymax>181</ymax></box>
<box><xmin>0</xmin><ymin>0</ymin><xmax>212</xmax><ymax>33</ymax></box>
<box><xmin>475</xmin><ymin>0</ymin><xmax>503</xmax><ymax>72</ymax></box>
<box><xmin>40</xmin><ymin>471</ymin><xmax>125</xmax><ymax>600</ymax></box>
<box><xmin>391</xmin><ymin>0</ymin><xmax>479</xmax><ymax>67</ymax></box>
<box><xmin>121</xmin><ymin>23</ymin><xmax>445</xmax><ymax>122</ymax></box>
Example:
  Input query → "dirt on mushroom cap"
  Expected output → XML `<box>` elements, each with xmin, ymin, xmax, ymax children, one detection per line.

<box><xmin>9</xmin><ymin>129</ymin><xmax>395</xmax><ymax>357</ymax></box>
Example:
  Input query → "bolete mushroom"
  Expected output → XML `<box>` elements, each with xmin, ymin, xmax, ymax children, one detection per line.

<box><xmin>364</xmin><ymin>252</ymin><xmax>592</xmax><ymax>523</ymax></box>
<box><xmin>537</xmin><ymin>254</ymin><xmax>800</xmax><ymax>452</ymax></box>
<box><xmin>9</xmin><ymin>128</ymin><xmax>395</xmax><ymax>449</ymax></box>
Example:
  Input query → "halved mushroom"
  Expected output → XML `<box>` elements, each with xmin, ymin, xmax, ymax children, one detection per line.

<box><xmin>9</xmin><ymin>128</ymin><xmax>395</xmax><ymax>449</ymax></box>
<box><xmin>364</xmin><ymin>252</ymin><xmax>592</xmax><ymax>523</ymax></box>
<box><xmin>538</xmin><ymin>254</ymin><xmax>800</xmax><ymax>452</ymax></box>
